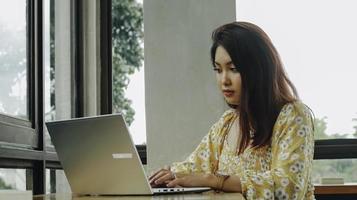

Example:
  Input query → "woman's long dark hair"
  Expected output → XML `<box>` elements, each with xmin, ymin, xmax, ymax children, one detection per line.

<box><xmin>210</xmin><ymin>22</ymin><xmax>299</xmax><ymax>154</ymax></box>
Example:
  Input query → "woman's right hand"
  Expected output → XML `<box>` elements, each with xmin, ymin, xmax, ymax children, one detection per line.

<box><xmin>148</xmin><ymin>166</ymin><xmax>175</xmax><ymax>188</ymax></box>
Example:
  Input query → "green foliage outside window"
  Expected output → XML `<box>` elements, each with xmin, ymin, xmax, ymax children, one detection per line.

<box><xmin>0</xmin><ymin>178</ymin><xmax>13</xmax><ymax>189</ymax></box>
<box><xmin>314</xmin><ymin>116</ymin><xmax>357</xmax><ymax>139</ymax></box>
<box><xmin>112</xmin><ymin>0</ymin><xmax>143</xmax><ymax>125</ymax></box>
<box><xmin>46</xmin><ymin>0</ymin><xmax>144</xmax><ymax>125</ymax></box>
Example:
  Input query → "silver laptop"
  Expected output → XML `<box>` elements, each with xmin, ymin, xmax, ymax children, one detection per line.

<box><xmin>46</xmin><ymin>114</ymin><xmax>211</xmax><ymax>195</ymax></box>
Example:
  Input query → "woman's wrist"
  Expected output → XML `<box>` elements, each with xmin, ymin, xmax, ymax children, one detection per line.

<box><xmin>212</xmin><ymin>173</ymin><xmax>230</xmax><ymax>190</ymax></box>
<box><xmin>203</xmin><ymin>173</ymin><xmax>219</xmax><ymax>188</ymax></box>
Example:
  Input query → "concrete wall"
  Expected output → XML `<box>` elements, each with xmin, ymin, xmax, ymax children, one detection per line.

<box><xmin>144</xmin><ymin>0</ymin><xmax>236</xmax><ymax>172</ymax></box>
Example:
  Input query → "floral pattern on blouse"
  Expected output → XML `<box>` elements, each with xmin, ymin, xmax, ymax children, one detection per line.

<box><xmin>171</xmin><ymin>101</ymin><xmax>315</xmax><ymax>200</ymax></box>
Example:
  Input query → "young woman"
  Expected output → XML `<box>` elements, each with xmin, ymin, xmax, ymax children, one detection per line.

<box><xmin>149</xmin><ymin>21</ymin><xmax>315</xmax><ymax>200</ymax></box>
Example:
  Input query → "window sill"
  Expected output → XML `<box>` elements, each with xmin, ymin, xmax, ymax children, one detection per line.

<box><xmin>314</xmin><ymin>183</ymin><xmax>357</xmax><ymax>194</ymax></box>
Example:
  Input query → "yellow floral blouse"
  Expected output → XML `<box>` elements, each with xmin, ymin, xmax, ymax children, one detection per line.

<box><xmin>171</xmin><ymin>101</ymin><xmax>315</xmax><ymax>200</ymax></box>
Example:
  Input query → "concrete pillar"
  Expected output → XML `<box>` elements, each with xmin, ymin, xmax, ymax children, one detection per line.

<box><xmin>144</xmin><ymin>0</ymin><xmax>236</xmax><ymax>172</ymax></box>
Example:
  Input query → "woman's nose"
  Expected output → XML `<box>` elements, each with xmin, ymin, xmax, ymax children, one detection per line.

<box><xmin>222</xmin><ymin>71</ymin><xmax>231</xmax><ymax>86</ymax></box>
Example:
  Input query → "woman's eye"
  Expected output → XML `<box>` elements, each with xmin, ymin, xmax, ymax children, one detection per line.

<box><xmin>213</xmin><ymin>67</ymin><xmax>222</xmax><ymax>73</ymax></box>
<box><xmin>230</xmin><ymin>67</ymin><xmax>238</xmax><ymax>72</ymax></box>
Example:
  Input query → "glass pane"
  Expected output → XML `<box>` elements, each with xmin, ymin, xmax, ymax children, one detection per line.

<box><xmin>44</xmin><ymin>0</ymin><xmax>74</xmax><ymax>150</ymax></box>
<box><xmin>236</xmin><ymin>0</ymin><xmax>357</xmax><ymax>139</ymax></box>
<box><xmin>44</xmin><ymin>0</ymin><xmax>56</xmax><ymax>149</ymax></box>
<box><xmin>45</xmin><ymin>169</ymin><xmax>72</xmax><ymax>194</ymax></box>
<box><xmin>44</xmin><ymin>0</ymin><xmax>55</xmax><ymax>122</ymax></box>
<box><xmin>313</xmin><ymin>159</ymin><xmax>357</xmax><ymax>183</ymax></box>
<box><xmin>56</xmin><ymin>170</ymin><xmax>71</xmax><ymax>193</ymax></box>
<box><xmin>112</xmin><ymin>0</ymin><xmax>145</xmax><ymax>145</ymax></box>
<box><xmin>0</xmin><ymin>168</ymin><xmax>26</xmax><ymax>190</ymax></box>
<box><xmin>0</xmin><ymin>0</ymin><xmax>28</xmax><ymax>119</ymax></box>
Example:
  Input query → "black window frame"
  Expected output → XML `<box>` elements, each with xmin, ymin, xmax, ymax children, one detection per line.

<box><xmin>314</xmin><ymin>139</ymin><xmax>357</xmax><ymax>160</ymax></box>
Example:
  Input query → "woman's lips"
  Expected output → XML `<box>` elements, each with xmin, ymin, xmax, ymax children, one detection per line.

<box><xmin>223</xmin><ymin>90</ymin><xmax>234</xmax><ymax>97</ymax></box>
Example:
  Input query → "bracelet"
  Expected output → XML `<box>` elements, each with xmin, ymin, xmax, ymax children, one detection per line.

<box><xmin>215</xmin><ymin>173</ymin><xmax>230</xmax><ymax>191</ymax></box>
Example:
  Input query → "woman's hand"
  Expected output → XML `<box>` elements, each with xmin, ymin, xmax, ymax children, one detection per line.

<box><xmin>148</xmin><ymin>166</ymin><xmax>175</xmax><ymax>188</ymax></box>
<box><xmin>168</xmin><ymin>174</ymin><xmax>242</xmax><ymax>192</ymax></box>
<box><xmin>166</xmin><ymin>173</ymin><xmax>216</xmax><ymax>188</ymax></box>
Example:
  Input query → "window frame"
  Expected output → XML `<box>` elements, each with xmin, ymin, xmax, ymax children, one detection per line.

<box><xmin>0</xmin><ymin>0</ymin><xmax>37</xmax><ymax>148</ymax></box>
<box><xmin>0</xmin><ymin>115</ymin><xmax>36</xmax><ymax>148</ymax></box>
<box><xmin>0</xmin><ymin>0</ymin><xmax>147</xmax><ymax>195</ymax></box>
<box><xmin>314</xmin><ymin>139</ymin><xmax>357</xmax><ymax>160</ymax></box>
<box><xmin>0</xmin><ymin>0</ymin><xmax>46</xmax><ymax>194</ymax></box>
<box><xmin>0</xmin><ymin>0</ymin><xmax>67</xmax><ymax>194</ymax></box>
<box><xmin>100</xmin><ymin>0</ymin><xmax>112</xmax><ymax>115</ymax></box>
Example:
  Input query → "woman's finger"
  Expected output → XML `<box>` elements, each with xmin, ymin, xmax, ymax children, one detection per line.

<box><xmin>166</xmin><ymin>177</ymin><xmax>182</xmax><ymax>188</ymax></box>
<box><xmin>149</xmin><ymin>170</ymin><xmax>169</xmax><ymax>184</ymax></box>
<box><xmin>148</xmin><ymin>165</ymin><xmax>170</xmax><ymax>180</ymax></box>
<box><xmin>155</xmin><ymin>171</ymin><xmax>174</xmax><ymax>185</ymax></box>
<box><xmin>148</xmin><ymin>168</ymin><xmax>162</xmax><ymax>179</ymax></box>
<box><xmin>149</xmin><ymin>168</ymin><xmax>167</xmax><ymax>181</ymax></box>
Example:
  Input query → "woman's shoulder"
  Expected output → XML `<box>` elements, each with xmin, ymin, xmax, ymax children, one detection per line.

<box><xmin>272</xmin><ymin>101</ymin><xmax>315</xmax><ymax>147</ymax></box>
<box><xmin>279</xmin><ymin>100</ymin><xmax>313</xmax><ymax>120</ymax></box>
<box><xmin>208</xmin><ymin>109</ymin><xmax>236</xmax><ymax>135</ymax></box>
<box><xmin>213</xmin><ymin>109</ymin><xmax>236</xmax><ymax>125</ymax></box>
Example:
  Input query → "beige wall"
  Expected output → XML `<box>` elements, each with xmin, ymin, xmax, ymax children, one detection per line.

<box><xmin>144</xmin><ymin>0</ymin><xmax>236</xmax><ymax>172</ymax></box>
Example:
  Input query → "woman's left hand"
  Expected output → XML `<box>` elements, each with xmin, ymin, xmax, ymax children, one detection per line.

<box><xmin>166</xmin><ymin>173</ymin><xmax>216</xmax><ymax>188</ymax></box>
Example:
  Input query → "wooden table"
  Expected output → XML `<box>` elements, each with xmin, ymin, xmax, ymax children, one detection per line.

<box><xmin>8</xmin><ymin>184</ymin><xmax>357</xmax><ymax>200</ymax></box>
<box><xmin>33</xmin><ymin>192</ymin><xmax>245</xmax><ymax>200</ymax></box>
<box><xmin>5</xmin><ymin>184</ymin><xmax>357</xmax><ymax>200</ymax></box>
<box><xmin>314</xmin><ymin>183</ymin><xmax>357</xmax><ymax>195</ymax></box>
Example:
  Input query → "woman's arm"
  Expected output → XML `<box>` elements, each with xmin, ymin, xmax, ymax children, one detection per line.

<box><xmin>166</xmin><ymin>173</ymin><xmax>242</xmax><ymax>192</ymax></box>
<box><xmin>150</xmin><ymin>121</ymin><xmax>223</xmax><ymax>186</ymax></box>
<box><xmin>150</xmin><ymin>110</ymin><xmax>235</xmax><ymax>188</ymax></box>
<box><xmin>219</xmin><ymin>175</ymin><xmax>242</xmax><ymax>192</ymax></box>
<box><xmin>149</xmin><ymin>131</ymin><xmax>217</xmax><ymax>187</ymax></box>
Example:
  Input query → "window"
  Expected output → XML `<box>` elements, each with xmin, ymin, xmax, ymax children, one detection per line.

<box><xmin>0</xmin><ymin>169</ymin><xmax>26</xmax><ymax>190</ymax></box>
<box><xmin>0</xmin><ymin>0</ymin><xmax>45</xmax><ymax>194</ymax></box>
<box><xmin>0</xmin><ymin>0</ymin><xmax>95</xmax><ymax>194</ymax></box>
<box><xmin>44</xmin><ymin>0</ymin><xmax>55</xmax><ymax>150</ymax></box>
<box><xmin>236</xmin><ymin>0</ymin><xmax>357</xmax><ymax>140</ymax></box>
<box><xmin>313</xmin><ymin>159</ymin><xmax>357</xmax><ymax>183</ymax></box>
<box><xmin>0</xmin><ymin>0</ymin><xmax>28</xmax><ymax>119</ymax></box>
<box><xmin>0</xmin><ymin>0</ymin><xmax>34</xmax><ymax>149</ymax></box>
<box><xmin>1</xmin><ymin>0</ymin><xmax>123</xmax><ymax>193</ymax></box>
<box><xmin>44</xmin><ymin>0</ymin><xmax>74</xmax><ymax>151</ymax></box>
<box><xmin>111</xmin><ymin>0</ymin><xmax>145</xmax><ymax>145</ymax></box>
<box><xmin>236</xmin><ymin>0</ymin><xmax>357</xmax><ymax>184</ymax></box>
<box><xmin>45</xmin><ymin>169</ymin><xmax>71</xmax><ymax>194</ymax></box>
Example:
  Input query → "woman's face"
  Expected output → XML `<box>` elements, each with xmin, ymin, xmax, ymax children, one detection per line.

<box><xmin>214</xmin><ymin>46</ymin><xmax>242</xmax><ymax>106</ymax></box>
